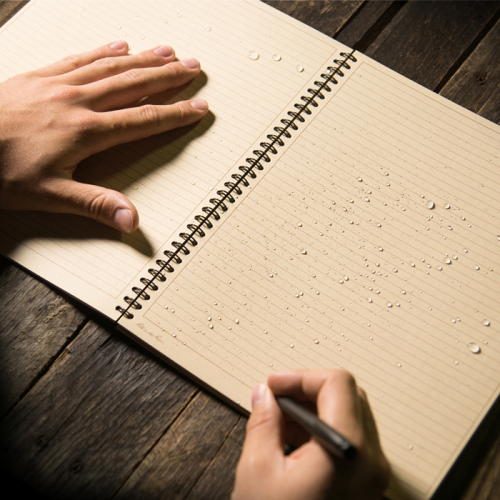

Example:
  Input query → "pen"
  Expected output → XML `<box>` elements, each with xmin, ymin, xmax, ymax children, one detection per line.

<box><xmin>276</xmin><ymin>396</ymin><xmax>357</xmax><ymax>460</ymax></box>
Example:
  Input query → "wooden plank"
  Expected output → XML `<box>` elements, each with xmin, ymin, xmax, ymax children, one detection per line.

<box><xmin>336</xmin><ymin>1</ymin><xmax>402</xmax><ymax>52</ymax></box>
<box><xmin>0</xmin><ymin>0</ymin><xmax>28</xmax><ymax>26</ymax></box>
<box><xmin>263</xmin><ymin>0</ymin><xmax>363</xmax><ymax>39</ymax></box>
<box><xmin>184</xmin><ymin>418</ymin><xmax>246</xmax><ymax>500</ymax></box>
<box><xmin>440</xmin><ymin>17</ymin><xmax>500</xmax><ymax>124</ymax></box>
<box><xmin>0</xmin><ymin>258</ymin><xmax>86</xmax><ymax>419</ymax></box>
<box><xmin>115</xmin><ymin>391</ymin><xmax>240</xmax><ymax>500</ymax></box>
<box><xmin>365</xmin><ymin>1</ymin><xmax>500</xmax><ymax>91</ymax></box>
<box><xmin>0</xmin><ymin>321</ymin><xmax>198</xmax><ymax>499</ymax></box>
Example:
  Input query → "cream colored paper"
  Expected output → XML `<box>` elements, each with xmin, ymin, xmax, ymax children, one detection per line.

<box><xmin>1</xmin><ymin>2</ymin><xmax>499</xmax><ymax>500</ymax></box>
<box><xmin>0</xmin><ymin>0</ymin><xmax>344</xmax><ymax>316</ymax></box>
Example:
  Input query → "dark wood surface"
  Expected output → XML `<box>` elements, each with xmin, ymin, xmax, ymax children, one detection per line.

<box><xmin>1</xmin><ymin>1</ymin><xmax>499</xmax><ymax>499</ymax></box>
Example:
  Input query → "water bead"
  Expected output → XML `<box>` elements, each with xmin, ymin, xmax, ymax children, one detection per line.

<box><xmin>272</xmin><ymin>54</ymin><xmax>281</xmax><ymax>61</ymax></box>
<box><xmin>248</xmin><ymin>51</ymin><xmax>259</xmax><ymax>60</ymax></box>
<box><xmin>468</xmin><ymin>343</ymin><xmax>481</xmax><ymax>354</ymax></box>
<box><xmin>426</xmin><ymin>201</ymin><xmax>435</xmax><ymax>210</ymax></box>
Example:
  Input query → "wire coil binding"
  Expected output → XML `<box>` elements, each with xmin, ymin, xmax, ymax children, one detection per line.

<box><xmin>116</xmin><ymin>50</ymin><xmax>357</xmax><ymax>320</ymax></box>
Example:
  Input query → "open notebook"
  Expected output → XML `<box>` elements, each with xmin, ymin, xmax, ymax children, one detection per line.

<box><xmin>1</xmin><ymin>1</ymin><xmax>499</xmax><ymax>499</ymax></box>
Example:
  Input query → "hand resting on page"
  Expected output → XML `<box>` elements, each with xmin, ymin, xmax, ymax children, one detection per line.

<box><xmin>232</xmin><ymin>370</ymin><xmax>391</xmax><ymax>500</ymax></box>
<box><xmin>0</xmin><ymin>41</ymin><xmax>208</xmax><ymax>233</ymax></box>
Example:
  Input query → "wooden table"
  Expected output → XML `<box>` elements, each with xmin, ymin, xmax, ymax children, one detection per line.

<box><xmin>1</xmin><ymin>1</ymin><xmax>499</xmax><ymax>499</ymax></box>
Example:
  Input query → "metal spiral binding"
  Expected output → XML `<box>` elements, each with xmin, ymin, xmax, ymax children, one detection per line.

<box><xmin>116</xmin><ymin>50</ymin><xmax>357</xmax><ymax>320</ymax></box>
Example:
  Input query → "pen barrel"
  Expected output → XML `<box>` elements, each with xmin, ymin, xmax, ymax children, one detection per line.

<box><xmin>276</xmin><ymin>396</ymin><xmax>357</xmax><ymax>460</ymax></box>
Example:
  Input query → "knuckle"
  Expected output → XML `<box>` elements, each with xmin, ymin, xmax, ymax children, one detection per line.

<box><xmin>89</xmin><ymin>47</ymin><xmax>106</xmax><ymax>61</ymax></box>
<box><xmin>86</xmin><ymin>192</ymin><xmax>107</xmax><ymax>219</ymax></box>
<box><xmin>49</xmin><ymin>85</ymin><xmax>82</xmax><ymax>104</ymax></box>
<box><xmin>60</xmin><ymin>54</ymin><xmax>81</xmax><ymax>71</ymax></box>
<box><xmin>333</xmin><ymin>369</ymin><xmax>357</xmax><ymax>388</ymax></box>
<box><xmin>165</xmin><ymin>63</ymin><xmax>182</xmax><ymax>80</ymax></box>
<box><xmin>70</xmin><ymin>112</ymin><xmax>99</xmax><ymax>142</ymax></box>
<box><xmin>123</xmin><ymin>68</ymin><xmax>143</xmax><ymax>83</ymax></box>
<box><xmin>246</xmin><ymin>408</ymin><xmax>273</xmax><ymax>435</ymax></box>
<box><xmin>172</xmin><ymin>102</ymin><xmax>187</xmax><ymax>122</ymax></box>
<box><xmin>138</xmin><ymin>104</ymin><xmax>161</xmax><ymax>127</ymax></box>
<box><xmin>135</xmin><ymin>52</ymin><xmax>152</xmax><ymax>66</ymax></box>
<box><xmin>93</xmin><ymin>57</ymin><xmax>119</xmax><ymax>76</ymax></box>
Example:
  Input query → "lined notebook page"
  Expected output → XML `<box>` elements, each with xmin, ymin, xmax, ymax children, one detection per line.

<box><xmin>0</xmin><ymin>0</ymin><xmax>347</xmax><ymax>316</ymax></box>
<box><xmin>125</xmin><ymin>53</ymin><xmax>500</xmax><ymax>500</ymax></box>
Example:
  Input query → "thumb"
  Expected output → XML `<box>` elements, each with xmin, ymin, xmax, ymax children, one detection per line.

<box><xmin>241</xmin><ymin>384</ymin><xmax>284</xmax><ymax>471</ymax></box>
<box><xmin>45</xmin><ymin>178</ymin><xmax>139</xmax><ymax>233</ymax></box>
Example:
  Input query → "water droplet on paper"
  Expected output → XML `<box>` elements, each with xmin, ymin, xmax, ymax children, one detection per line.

<box><xmin>206</xmin><ymin>26</ymin><xmax>211</xmax><ymax>31</ymax></box>
<box><xmin>209</xmin><ymin>324</ymin><xmax>213</xmax><ymax>329</ymax></box>
<box><xmin>468</xmin><ymin>343</ymin><xmax>481</xmax><ymax>354</ymax></box>
<box><xmin>314</xmin><ymin>339</ymin><xmax>319</xmax><ymax>344</ymax></box>
<box><xmin>357</xmin><ymin>177</ymin><xmax>362</xmax><ymax>182</ymax></box>
<box><xmin>297</xmin><ymin>222</ymin><xmax>302</xmax><ymax>227</ymax></box>
<box><xmin>408</xmin><ymin>445</ymin><xmax>413</xmax><ymax>450</ymax></box>
<box><xmin>474</xmin><ymin>265</ymin><xmax>480</xmax><ymax>270</ymax></box>
<box><xmin>296</xmin><ymin>65</ymin><xmax>304</xmax><ymax>72</ymax></box>
<box><xmin>444</xmin><ymin>258</ymin><xmax>451</xmax><ymax>265</ymax></box>
<box><xmin>301</xmin><ymin>250</ymin><xmax>307</xmax><ymax>255</ymax></box>
<box><xmin>368</xmin><ymin>298</ymin><xmax>373</xmax><ymax>303</ymax></box>
<box><xmin>248</xmin><ymin>51</ymin><xmax>259</xmax><ymax>60</ymax></box>
<box><xmin>235</xmin><ymin>319</ymin><xmax>239</xmax><ymax>324</ymax></box>
<box><xmin>272</xmin><ymin>54</ymin><xmax>281</xmax><ymax>61</ymax></box>
<box><xmin>426</xmin><ymin>201</ymin><xmax>435</xmax><ymax>210</ymax></box>
<box><xmin>482</xmin><ymin>319</ymin><xmax>490</xmax><ymax>326</ymax></box>
<box><xmin>444</xmin><ymin>204</ymin><xmax>451</xmax><ymax>209</ymax></box>
<box><xmin>397</xmin><ymin>363</ymin><xmax>402</xmax><ymax>367</ymax></box>
<box><xmin>387</xmin><ymin>303</ymin><xmax>393</xmax><ymax>308</ymax></box>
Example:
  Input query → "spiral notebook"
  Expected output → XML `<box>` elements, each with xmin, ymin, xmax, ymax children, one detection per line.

<box><xmin>1</xmin><ymin>1</ymin><xmax>499</xmax><ymax>499</ymax></box>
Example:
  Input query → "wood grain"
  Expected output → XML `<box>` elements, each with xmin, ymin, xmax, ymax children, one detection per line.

<box><xmin>184</xmin><ymin>418</ymin><xmax>247</xmax><ymax>500</ymax></box>
<box><xmin>0</xmin><ymin>257</ymin><xmax>86</xmax><ymax>419</ymax></box>
<box><xmin>365</xmin><ymin>1</ymin><xmax>500</xmax><ymax>91</ymax></box>
<box><xmin>336</xmin><ymin>0</ymin><xmax>403</xmax><ymax>52</ymax></box>
<box><xmin>441</xmin><ymin>17</ymin><xmax>500</xmax><ymax>124</ymax></box>
<box><xmin>0</xmin><ymin>321</ymin><xmax>198</xmax><ymax>499</ymax></box>
<box><xmin>0</xmin><ymin>0</ymin><xmax>27</xmax><ymax>26</ymax></box>
<box><xmin>115</xmin><ymin>391</ymin><xmax>240</xmax><ymax>500</ymax></box>
<box><xmin>264</xmin><ymin>0</ymin><xmax>363</xmax><ymax>39</ymax></box>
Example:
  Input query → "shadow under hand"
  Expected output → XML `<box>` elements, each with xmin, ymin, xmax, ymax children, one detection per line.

<box><xmin>2</xmin><ymin>72</ymin><xmax>214</xmax><ymax>260</ymax></box>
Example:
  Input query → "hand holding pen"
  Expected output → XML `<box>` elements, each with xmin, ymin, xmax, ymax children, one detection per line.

<box><xmin>232</xmin><ymin>370</ymin><xmax>390</xmax><ymax>500</ymax></box>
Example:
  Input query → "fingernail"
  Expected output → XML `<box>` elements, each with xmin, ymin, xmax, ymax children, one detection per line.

<box><xmin>109</xmin><ymin>40</ymin><xmax>126</xmax><ymax>50</ymax></box>
<box><xmin>252</xmin><ymin>384</ymin><xmax>267</xmax><ymax>409</ymax></box>
<box><xmin>114</xmin><ymin>208</ymin><xmax>133</xmax><ymax>232</ymax></box>
<box><xmin>181</xmin><ymin>57</ymin><xmax>200</xmax><ymax>69</ymax></box>
<box><xmin>191</xmin><ymin>99</ymin><xmax>208</xmax><ymax>111</ymax></box>
<box><xmin>154</xmin><ymin>45</ymin><xmax>173</xmax><ymax>58</ymax></box>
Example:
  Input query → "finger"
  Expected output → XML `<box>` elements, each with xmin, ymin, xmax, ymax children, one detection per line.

<box><xmin>62</xmin><ymin>45</ymin><xmax>175</xmax><ymax>85</ymax></box>
<box><xmin>239</xmin><ymin>384</ymin><xmax>284</xmax><ymax>472</ymax></box>
<box><xmin>33</xmin><ymin>41</ymin><xmax>130</xmax><ymax>77</ymax></box>
<box><xmin>85</xmin><ymin>58</ymin><xmax>201</xmax><ymax>112</ymax></box>
<box><xmin>89</xmin><ymin>99</ymin><xmax>209</xmax><ymax>153</ymax></box>
<box><xmin>43</xmin><ymin>178</ymin><xmax>139</xmax><ymax>233</ymax></box>
<box><xmin>269</xmin><ymin>370</ymin><xmax>364</xmax><ymax>445</ymax></box>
